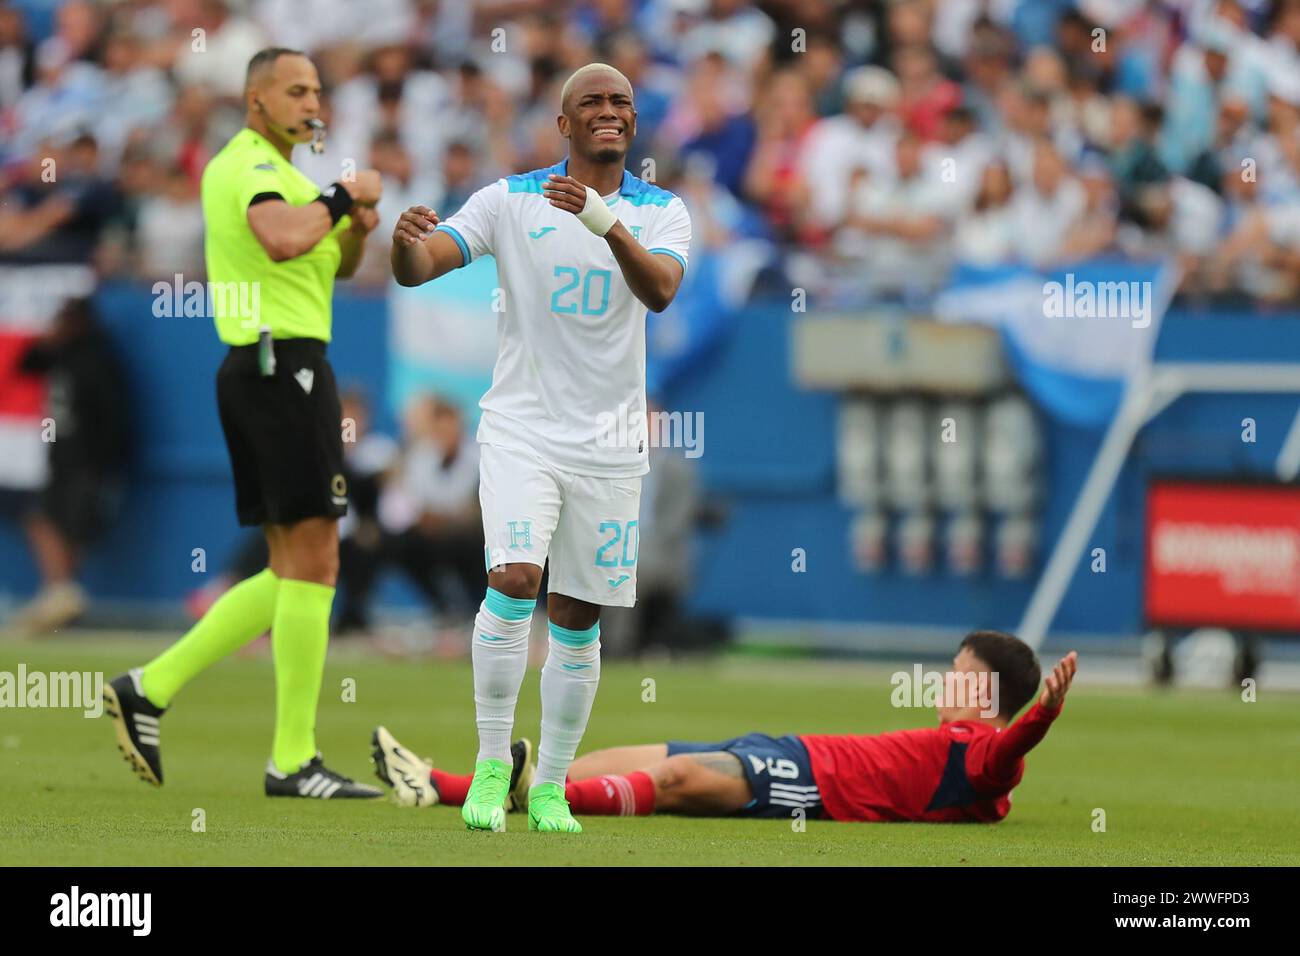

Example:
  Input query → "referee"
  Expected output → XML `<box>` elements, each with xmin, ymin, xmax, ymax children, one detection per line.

<box><xmin>104</xmin><ymin>48</ymin><xmax>385</xmax><ymax>799</ymax></box>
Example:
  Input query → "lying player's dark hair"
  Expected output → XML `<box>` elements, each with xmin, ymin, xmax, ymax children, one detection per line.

<box><xmin>959</xmin><ymin>630</ymin><xmax>1041</xmax><ymax>719</ymax></box>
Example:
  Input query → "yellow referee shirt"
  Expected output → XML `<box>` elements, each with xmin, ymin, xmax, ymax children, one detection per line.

<box><xmin>200</xmin><ymin>128</ymin><xmax>350</xmax><ymax>345</ymax></box>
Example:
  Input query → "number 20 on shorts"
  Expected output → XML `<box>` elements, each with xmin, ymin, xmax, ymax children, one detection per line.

<box><xmin>595</xmin><ymin>520</ymin><xmax>638</xmax><ymax>567</ymax></box>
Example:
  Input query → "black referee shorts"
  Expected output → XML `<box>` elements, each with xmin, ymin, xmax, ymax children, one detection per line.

<box><xmin>216</xmin><ymin>337</ymin><xmax>349</xmax><ymax>527</ymax></box>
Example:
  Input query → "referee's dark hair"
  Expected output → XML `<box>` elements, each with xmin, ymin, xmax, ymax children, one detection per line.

<box><xmin>245</xmin><ymin>47</ymin><xmax>308</xmax><ymax>91</ymax></box>
<box><xmin>959</xmin><ymin>630</ymin><xmax>1042</xmax><ymax>719</ymax></box>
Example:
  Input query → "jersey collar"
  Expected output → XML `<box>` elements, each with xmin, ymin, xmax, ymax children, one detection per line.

<box><xmin>555</xmin><ymin>157</ymin><xmax>638</xmax><ymax>203</ymax></box>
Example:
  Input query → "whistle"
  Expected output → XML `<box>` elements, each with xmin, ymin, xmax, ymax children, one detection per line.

<box><xmin>306</xmin><ymin>118</ymin><xmax>326</xmax><ymax>154</ymax></box>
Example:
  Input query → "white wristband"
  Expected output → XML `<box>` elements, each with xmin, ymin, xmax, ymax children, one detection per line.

<box><xmin>576</xmin><ymin>185</ymin><xmax>618</xmax><ymax>237</ymax></box>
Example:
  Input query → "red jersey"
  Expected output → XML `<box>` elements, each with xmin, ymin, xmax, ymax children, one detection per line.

<box><xmin>800</xmin><ymin>701</ymin><xmax>1061</xmax><ymax>823</ymax></box>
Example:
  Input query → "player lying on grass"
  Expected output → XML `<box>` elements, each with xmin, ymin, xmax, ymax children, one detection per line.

<box><xmin>371</xmin><ymin>631</ymin><xmax>1078</xmax><ymax>823</ymax></box>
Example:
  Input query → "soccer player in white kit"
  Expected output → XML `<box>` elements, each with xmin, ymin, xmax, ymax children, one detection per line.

<box><xmin>390</xmin><ymin>63</ymin><xmax>691</xmax><ymax>833</ymax></box>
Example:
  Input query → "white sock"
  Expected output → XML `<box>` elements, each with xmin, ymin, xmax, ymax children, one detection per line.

<box><xmin>534</xmin><ymin>622</ymin><xmax>601</xmax><ymax>789</ymax></box>
<box><xmin>472</xmin><ymin>590</ymin><xmax>535</xmax><ymax>764</ymax></box>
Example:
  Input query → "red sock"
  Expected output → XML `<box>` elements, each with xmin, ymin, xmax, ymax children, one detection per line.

<box><xmin>565</xmin><ymin>772</ymin><xmax>656</xmax><ymax>816</ymax></box>
<box><xmin>431</xmin><ymin>769</ymin><xmax>472</xmax><ymax>806</ymax></box>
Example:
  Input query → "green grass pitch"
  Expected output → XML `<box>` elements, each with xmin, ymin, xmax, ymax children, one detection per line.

<box><xmin>1</xmin><ymin>635</ymin><xmax>1296</xmax><ymax>866</ymax></box>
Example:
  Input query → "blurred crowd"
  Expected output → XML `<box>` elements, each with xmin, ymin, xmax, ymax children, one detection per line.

<box><xmin>2</xmin><ymin>0</ymin><xmax>1299</xmax><ymax>304</ymax></box>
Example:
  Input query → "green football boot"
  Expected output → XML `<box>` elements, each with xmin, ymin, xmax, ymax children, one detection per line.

<box><xmin>527</xmin><ymin>782</ymin><xmax>583</xmax><ymax>833</ymax></box>
<box><xmin>461</xmin><ymin>758</ymin><xmax>512</xmax><ymax>832</ymax></box>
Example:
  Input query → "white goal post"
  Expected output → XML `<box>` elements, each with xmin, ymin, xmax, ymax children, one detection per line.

<box><xmin>1018</xmin><ymin>361</ymin><xmax>1300</xmax><ymax>650</ymax></box>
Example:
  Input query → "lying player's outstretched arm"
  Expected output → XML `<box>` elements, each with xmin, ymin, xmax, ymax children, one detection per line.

<box><xmin>975</xmin><ymin>651</ymin><xmax>1078</xmax><ymax>788</ymax></box>
<box><xmin>1039</xmin><ymin>651</ymin><xmax>1078</xmax><ymax>712</ymax></box>
<box><xmin>390</xmin><ymin>205</ymin><xmax>466</xmax><ymax>286</ymax></box>
<box><xmin>543</xmin><ymin>174</ymin><xmax>684</xmax><ymax>312</ymax></box>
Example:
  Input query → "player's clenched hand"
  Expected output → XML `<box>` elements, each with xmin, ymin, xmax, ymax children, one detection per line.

<box><xmin>1039</xmin><ymin>650</ymin><xmax>1078</xmax><ymax>711</ymax></box>
<box><xmin>543</xmin><ymin>174</ymin><xmax>588</xmax><ymax>214</ymax></box>
<box><xmin>393</xmin><ymin>205</ymin><xmax>439</xmax><ymax>246</ymax></box>
<box><xmin>545</xmin><ymin>174</ymin><xmax>618</xmax><ymax>236</ymax></box>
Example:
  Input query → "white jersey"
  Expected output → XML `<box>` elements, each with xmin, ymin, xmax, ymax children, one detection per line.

<box><xmin>433</xmin><ymin>159</ymin><xmax>692</xmax><ymax>478</ymax></box>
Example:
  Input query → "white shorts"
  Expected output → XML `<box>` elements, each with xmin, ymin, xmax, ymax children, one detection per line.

<box><xmin>479</xmin><ymin>443</ymin><xmax>642</xmax><ymax>607</ymax></box>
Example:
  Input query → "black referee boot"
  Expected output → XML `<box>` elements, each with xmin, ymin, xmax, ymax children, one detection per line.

<box><xmin>103</xmin><ymin>668</ymin><xmax>166</xmax><ymax>787</ymax></box>
<box><xmin>508</xmin><ymin>737</ymin><xmax>535</xmax><ymax>812</ymax></box>
<box><xmin>265</xmin><ymin>754</ymin><xmax>384</xmax><ymax>799</ymax></box>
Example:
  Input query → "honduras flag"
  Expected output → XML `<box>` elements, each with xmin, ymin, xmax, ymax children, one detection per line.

<box><xmin>387</xmin><ymin>257</ymin><xmax>500</xmax><ymax>428</ymax></box>
<box><xmin>934</xmin><ymin>258</ymin><xmax>1178</xmax><ymax>428</ymax></box>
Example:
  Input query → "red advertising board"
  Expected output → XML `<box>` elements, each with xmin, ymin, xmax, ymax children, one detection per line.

<box><xmin>1146</xmin><ymin>481</ymin><xmax>1300</xmax><ymax>630</ymax></box>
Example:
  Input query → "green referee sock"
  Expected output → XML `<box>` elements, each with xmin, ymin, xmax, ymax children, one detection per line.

<box><xmin>270</xmin><ymin>578</ymin><xmax>336</xmax><ymax>774</ymax></box>
<box><xmin>140</xmin><ymin>568</ymin><xmax>281</xmax><ymax>708</ymax></box>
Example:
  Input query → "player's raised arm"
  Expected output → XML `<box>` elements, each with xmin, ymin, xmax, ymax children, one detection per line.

<box><xmin>1039</xmin><ymin>650</ymin><xmax>1078</xmax><ymax>712</ymax></box>
<box><xmin>392</xmin><ymin>182</ymin><xmax>503</xmax><ymax>286</ymax></box>
<box><xmin>391</xmin><ymin>205</ymin><xmax>454</xmax><ymax>285</ymax></box>
<box><xmin>542</xmin><ymin>173</ymin><xmax>685</xmax><ymax>312</ymax></box>
<box><xmin>977</xmin><ymin>651</ymin><xmax>1079</xmax><ymax>787</ymax></box>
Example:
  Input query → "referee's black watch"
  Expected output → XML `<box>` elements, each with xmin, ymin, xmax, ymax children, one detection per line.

<box><xmin>315</xmin><ymin>182</ymin><xmax>354</xmax><ymax>225</ymax></box>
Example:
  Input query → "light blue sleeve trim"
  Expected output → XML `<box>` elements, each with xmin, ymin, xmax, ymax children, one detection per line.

<box><xmin>648</xmin><ymin>247</ymin><xmax>687</xmax><ymax>272</ymax></box>
<box><xmin>434</xmin><ymin>223</ymin><xmax>471</xmax><ymax>267</ymax></box>
<box><xmin>548</xmin><ymin>621</ymin><xmax>601</xmax><ymax>646</ymax></box>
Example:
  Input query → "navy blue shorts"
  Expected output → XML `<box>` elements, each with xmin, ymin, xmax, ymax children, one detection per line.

<box><xmin>666</xmin><ymin>733</ymin><xmax>824</xmax><ymax>819</ymax></box>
